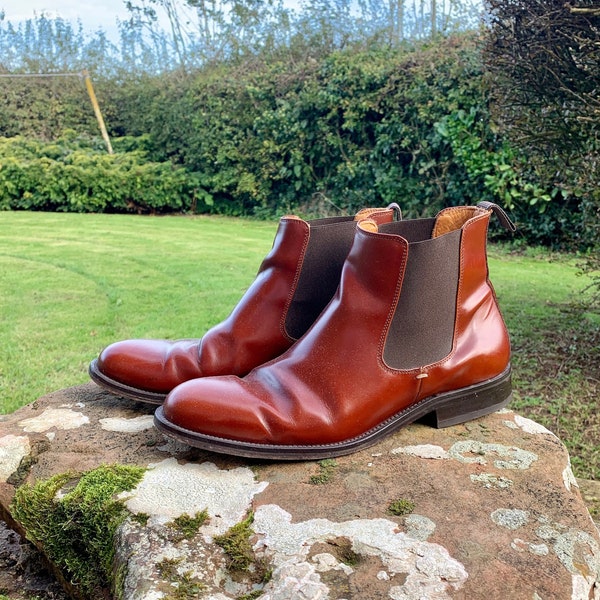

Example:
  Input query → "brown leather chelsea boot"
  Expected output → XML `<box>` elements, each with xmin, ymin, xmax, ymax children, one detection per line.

<box><xmin>89</xmin><ymin>206</ymin><xmax>400</xmax><ymax>403</ymax></box>
<box><xmin>155</xmin><ymin>202</ymin><xmax>516</xmax><ymax>459</ymax></box>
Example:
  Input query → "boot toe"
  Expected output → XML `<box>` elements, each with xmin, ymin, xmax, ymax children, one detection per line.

<box><xmin>96</xmin><ymin>339</ymin><xmax>166</xmax><ymax>390</ymax></box>
<box><xmin>161</xmin><ymin>377</ymin><xmax>271</xmax><ymax>443</ymax></box>
<box><xmin>91</xmin><ymin>339</ymin><xmax>203</xmax><ymax>402</ymax></box>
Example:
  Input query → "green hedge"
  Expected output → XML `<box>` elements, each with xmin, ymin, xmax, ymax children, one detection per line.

<box><xmin>129</xmin><ymin>34</ymin><xmax>554</xmax><ymax>230</ymax></box>
<box><xmin>0</xmin><ymin>133</ymin><xmax>212</xmax><ymax>213</ymax></box>
<box><xmin>139</xmin><ymin>37</ymin><xmax>496</xmax><ymax>216</ymax></box>
<box><xmin>1</xmin><ymin>34</ymin><xmax>594</xmax><ymax>249</ymax></box>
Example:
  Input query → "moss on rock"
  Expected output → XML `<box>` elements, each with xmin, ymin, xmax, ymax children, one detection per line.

<box><xmin>169</xmin><ymin>510</ymin><xmax>210</xmax><ymax>541</ymax></box>
<box><xmin>387</xmin><ymin>498</ymin><xmax>416</xmax><ymax>516</ymax></box>
<box><xmin>11</xmin><ymin>464</ymin><xmax>145</xmax><ymax>598</ymax></box>
<box><xmin>308</xmin><ymin>459</ymin><xmax>338</xmax><ymax>485</ymax></box>
<box><xmin>214</xmin><ymin>512</ymin><xmax>256</xmax><ymax>572</ymax></box>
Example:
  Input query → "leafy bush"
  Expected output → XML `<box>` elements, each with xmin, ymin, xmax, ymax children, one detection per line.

<box><xmin>1</xmin><ymin>31</ymin><xmax>591</xmax><ymax>249</ymax></box>
<box><xmin>0</xmin><ymin>133</ymin><xmax>212</xmax><ymax>213</ymax></box>
<box><xmin>0</xmin><ymin>74</ymin><xmax>100</xmax><ymax>140</ymax></box>
<box><xmin>137</xmin><ymin>34</ymin><xmax>550</xmax><ymax>227</ymax></box>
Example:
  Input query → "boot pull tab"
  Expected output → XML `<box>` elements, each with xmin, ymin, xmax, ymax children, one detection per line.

<box><xmin>477</xmin><ymin>201</ymin><xmax>516</xmax><ymax>232</ymax></box>
<box><xmin>358</xmin><ymin>218</ymin><xmax>379</xmax><ymax>233</ymax></box>
<box><xmin>386</xmin><ymin>202</ymin><xmax>402</xmax><ymax>221</ymax></box>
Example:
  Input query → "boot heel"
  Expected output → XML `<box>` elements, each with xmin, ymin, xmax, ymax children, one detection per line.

<box><xmin>429</xmin><ymin>367</ymin><xmax>512</xmax><ymax>428</ymax></box>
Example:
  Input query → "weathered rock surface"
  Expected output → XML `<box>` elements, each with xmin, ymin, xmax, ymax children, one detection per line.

<box><xmin>0</xmin><ymin>383</ymin><xmax>599</xmax><ymax>600</ymax></box>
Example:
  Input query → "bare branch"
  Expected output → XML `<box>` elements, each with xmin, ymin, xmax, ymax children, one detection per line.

<box><xmin>565</xmin><ymin>4</ymin><xmax>600</xmax><ymax>16</ymax></box>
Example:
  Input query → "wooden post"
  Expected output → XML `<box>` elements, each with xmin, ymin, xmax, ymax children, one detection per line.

<box><xmin>81</xmin><ymin>69</ymin><xmax>113</xmax><ymax>155</ymax></box>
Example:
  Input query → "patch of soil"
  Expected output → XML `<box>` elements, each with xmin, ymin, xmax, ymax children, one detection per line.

<box><xmin>0</xmin><ymin>521</ymin><xmax>67</xmax><ymax>600</ymax></box>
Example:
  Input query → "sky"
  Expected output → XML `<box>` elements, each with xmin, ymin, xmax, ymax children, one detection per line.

<box><xmin>0</xmin><ymin>0</ymin><xmax>137</xmax><ymax>41</ymax></box>
<box><xmin>0</xmin><ymin>0</ymin><xmax>483</xmax><ymax>43</ymax></box>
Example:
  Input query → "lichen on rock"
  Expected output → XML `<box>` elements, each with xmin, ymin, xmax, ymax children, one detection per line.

<box><xmin>18</xmin><ymin>408</ymin><xmax>89</xmax><ymax>433</ymax></box>
<box><xmin>0</xmin><ymin>435</ymin><xmax>31</xmax><ymax>482</ymax></box>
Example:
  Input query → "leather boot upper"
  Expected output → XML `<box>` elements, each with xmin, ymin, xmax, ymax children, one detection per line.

<box><xmin>92</xmin><ymin>207</ymin><xmax>399</xmax><ymax>399</ymax></box>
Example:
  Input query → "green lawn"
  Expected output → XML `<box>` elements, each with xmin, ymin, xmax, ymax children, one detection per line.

<box><xmin>1</xmin><ymin>211</ymin><xmax>598</xmax><ymax>481</ymax></box>
<box><xmin>0</xmin><ymin>211</ymin><xmax>277</xmax><ymax>413</ymax></box>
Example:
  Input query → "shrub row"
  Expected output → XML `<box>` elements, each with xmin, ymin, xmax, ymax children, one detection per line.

<box><xmin>0</xmin><ymin>133</ymin><xmax>212</xmax><ymax>213</ymax></box>
<box><xmin>0</xmin><ymin>34</ymin><xmax>594</xmax><ymax>247</ymax></box>
<box><xmin>132</xmin><ymin>35</ymin><xmax>502</xmax><ymax>217</ymax></box>
<box><xmin>109</xmin><ymin>33</ymin><xmax>567</xmax><ymax>244</ymax></box>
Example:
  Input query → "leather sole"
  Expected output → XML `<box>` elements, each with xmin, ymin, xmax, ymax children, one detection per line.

<box><xmin>88</xmin><ymin>359</ymin><xmax>166</xmax><ymax>405</ymax></box>
<box><xmin>153</xmin><ymin>365</ymin><xmax>512</xmax><ymax>460</ymax></box>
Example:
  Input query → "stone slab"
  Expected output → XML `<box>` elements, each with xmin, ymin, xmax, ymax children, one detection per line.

<box><xmin>0</xmin><ymin>383</ymin><xmax>599</xmax><ymax>600</ymax></box>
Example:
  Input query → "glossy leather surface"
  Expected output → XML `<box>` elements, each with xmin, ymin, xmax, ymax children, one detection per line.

<box><xmin>162</xmin><ymin>206</ymin><xmax>511</xmax><ymax>446</ymax></box>
<box><xmin>93</xmin><ymin>208</ymin><xmax>398</xmax><ymax>396</ymax></box>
